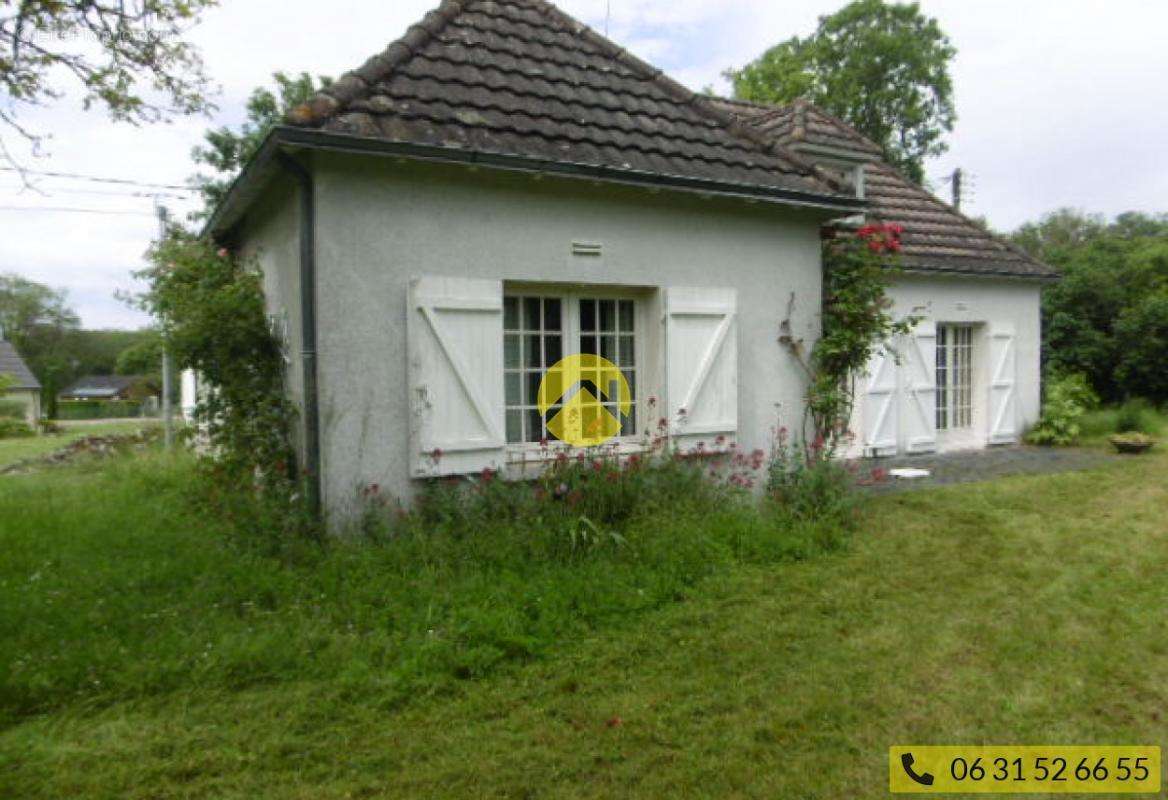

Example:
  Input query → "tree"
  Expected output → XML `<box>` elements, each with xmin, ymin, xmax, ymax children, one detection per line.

<box><xmin>0</xmin><ymin>273</ymin><xmax>80</xmax><ymax>415</ymax></box>
<box><xmin>116</xmin><ymin>332</ymin><xmax>163</xmax><ymax>377</ymax></box>
<box><xmin>1014</xmin><ymin>210</ymin><xmax>1168</xmax><ymax>403</ymax></box>
<box><xmin>726</xmin><ymin>0</ymin><xmax>956</xmax><ymax>184</ymax></box>
<box><xmin>190</xmin><ymin>72</ymin><xmax>331</xmax><ymax>217</ymax></box>
<box><xmin>0</xmin><ymin>0</ymin><xmax>216</xmax><ymax>167</ymax></box>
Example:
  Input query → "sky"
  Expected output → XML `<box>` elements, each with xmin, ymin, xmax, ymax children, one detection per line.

<box><xmin>2</xmin><ymin>0</ymin><xmax>1166</xmax><ymax>329</ymax></box>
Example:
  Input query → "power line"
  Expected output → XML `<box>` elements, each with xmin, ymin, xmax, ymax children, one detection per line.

<box><xmin>0</xmin><ymin>166</ymin><xmax>189</xmax><ymax>191</ymax></box>
<box><xmin>0</xmin><ymin>183</ymin><xmax>191</xmax><ymax>200</ymax></box>
<box><xmin>0</xmin><ymin>204</ymin><xmax>156</xmax><ymax>216</ymax></box>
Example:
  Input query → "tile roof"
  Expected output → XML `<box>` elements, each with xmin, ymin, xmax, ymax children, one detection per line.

<box><xmin>288</xmin><ymin>0</ymin><xmax>850</xmax><ymax>203</ymax></box>
<box><xmin>714</xmin><ymin>98</ymin><xmax>1059</xmax><ymax>280</ymax></box>
<box><xmin>61</xmin><ymin>375</ymin><xmax>141</xmax><ymax>399</ymax></box>
<box><xmin>0</xmin><ymin>340</ymin><xmax>40</xmax><ymax>390</ymax></box>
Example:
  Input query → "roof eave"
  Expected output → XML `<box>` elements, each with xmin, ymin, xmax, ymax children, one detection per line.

<box><xmin>205</xmin><ymin>126</ymin><xmax>868</xmax><ymax>239</ymax></box>
<box><xmin>897</xmin><ymin>263</ymin><xmax>1061</xmax><ymax>283</ymax></box>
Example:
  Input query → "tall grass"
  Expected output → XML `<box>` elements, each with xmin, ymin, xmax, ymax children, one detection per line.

<box><xmin>0</xmin><ymin>449</ymin><xmax>852</xmax><ymax>724</ymax></box>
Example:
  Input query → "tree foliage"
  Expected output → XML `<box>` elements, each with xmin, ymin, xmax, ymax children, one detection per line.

<box><xmin>190</xmin><ymin>71</ymin><xmax>330</xmax><ymax>217</ymax></box>
<box><xmin>1013</xmin><ymin>209</ymin><xmax>1168</xmax><ymax>404</ymax></box>
<box><xmin>0</xmin><ymin>0</ymin><xmax>216</xmax><ymax>164</ymax></box>
<box><xmin>727</xmin><ymin>0</ymin><xmax>956</xmax><ymax>184</ymax></box>
<box><xmin>136</xmin><ymin>233</ymin><xmax>298</xmax><ymax>498</ymax></box>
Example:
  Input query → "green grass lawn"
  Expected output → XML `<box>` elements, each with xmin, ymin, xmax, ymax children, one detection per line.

<box><xmin>1</xmin><ymin>446</ymin><xmax>1166</xmax><ymax>798</ymax></box>
<box><xmin>0</xmin><ymin>419</ymin><xmax>161</xmax><ymax>468</ymax></box>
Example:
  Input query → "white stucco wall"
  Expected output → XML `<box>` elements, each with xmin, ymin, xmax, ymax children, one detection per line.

<box><xmin>852</xmin><ymin>273</ymin><xmax>1043</xmax><ymax>456</ymax></box>
<box><xmin>236</xmin><ymin>172</ymin><xmax>305</xmax><ymax>456</ymax></box>
<box><xmin>284</xmin><ymin>153</ymin><xmax>834</xmax><ymax>520</ymax></box>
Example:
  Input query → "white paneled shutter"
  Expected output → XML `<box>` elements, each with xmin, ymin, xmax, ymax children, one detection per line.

<box><xmin>664</xmin><ymin>287</ymin><xmax>738</xmax><ymax>450</ymax></box>
<box><xmin>988</xmin><ymin>322</ymin><xmax>1019</xmax><ymax>444</ymax></box>
<box><xmin>862</xmin><ymin>344</ymin><xmax>899</xmax><ymax>457</ymax></box>
<box><xmin>901</xmin><ymin>321</ymin><xmax>938</xmax><ymax>454</ymax></box>
<box><xmin>408</xmin><ymin>276</ymin><xmax>505</xmax><ymax>477</ymax></box>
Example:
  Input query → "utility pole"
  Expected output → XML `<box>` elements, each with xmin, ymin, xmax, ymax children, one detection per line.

<box><xmin>154</xmin><ymin>198</ymin><xmax>174</xmax><ymax>452</ymax></box>
<box><xmin>951</xmin><ymin>167</ymin><xmax>964</xmax><ymax>212</ymax></box>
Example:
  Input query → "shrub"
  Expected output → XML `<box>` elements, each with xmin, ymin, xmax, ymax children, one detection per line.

<box><xmin>0</xmin><ymin>418</ymin><xmax>34</xmax><ymax>439</ymax></box>
<box><xmin>1026</xmin><ymin>373</ymin><xmax>1096</xmax><ymax>446</ymax></box>
<box><xmin>1115</xmin><ymin>398</ymin><xmax>1160</xmax><ymax>435</ymax></box>
<box><xmin>0</xmin><ymin>399</ymin><xmax>26</xmax><ymax>420</ymax></box>
<box><xmin>766</xmin><ymin>428</ymin><xmax>857</xmax><ymax>550</ymax></box>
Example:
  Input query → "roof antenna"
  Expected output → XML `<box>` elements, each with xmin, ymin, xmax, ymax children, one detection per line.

<box><xmin>605</xmin><ymin>0</ymin><xmax>611</xmax><ymax>36</ymax></box>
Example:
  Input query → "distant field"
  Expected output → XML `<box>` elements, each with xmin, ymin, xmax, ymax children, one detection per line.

<box><xmin>0</xmin><ymin>419</ymin><xmax>160</xmax><ymax>469</ymax></box>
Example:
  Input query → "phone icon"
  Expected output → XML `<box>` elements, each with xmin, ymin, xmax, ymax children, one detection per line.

<box><xmin>901</xmin><ymin>753</ymin><xmax>935</xmax><ymax>787</ymax></box>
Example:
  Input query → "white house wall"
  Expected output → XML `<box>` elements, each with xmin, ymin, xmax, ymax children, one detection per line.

<box><xmin>855</xmin><ymin>274</ymin><xmax>1043</xmax><ymax>456</ymax></box>
<box><xmin>305</xmin><ymin>154</ymin><xmax>830</xmax><ymax>522</ymax></box>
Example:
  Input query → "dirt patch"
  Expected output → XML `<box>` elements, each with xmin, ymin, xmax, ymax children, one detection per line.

<box><xmin>0</xmin><ymin>430</ymin><xmax>162</xmax><ymax>476</ymax></box>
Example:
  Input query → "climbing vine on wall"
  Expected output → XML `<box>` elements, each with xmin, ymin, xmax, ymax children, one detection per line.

<box><xmin>787</xmin><ymin>223</ymin><xmax>916</xmax><ymax>457</ymax></box>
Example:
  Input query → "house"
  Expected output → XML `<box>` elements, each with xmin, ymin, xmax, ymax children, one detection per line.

<box><xmin>711</xmin><ymin>98</ymin><xmax>1058</xmax><ymax>457</ymax></box>
<box><xmin>203</xmin><ymin>0</ymin><xmax>1055</xmax><ymax>521</ymax></box>
<box><xmin>0</xmin><ymin>339</ymin><xmax>41</xmax><ymax>425</ymax></box>
<box><xmin>59</xmin><ymin>375</ymin><xmax>151</xmax><ymax>402</ymax></box>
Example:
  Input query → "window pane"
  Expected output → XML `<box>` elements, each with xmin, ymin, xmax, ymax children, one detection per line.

<box><xmin>524</xmin><ymin>298</ymin><xmax>541</xmax><ymax>331</ymax></box>
<box><xmin>505</xmin><ymin>372</ymin><xmax>520</xmax><ymax>406</ymax></box>
<box><xmin>580</xmin><ymin>299</ymin><xmax>596</xmax><ymax>332</ymax></box>
<box><xmin>619</xmin><ymin>300</ymin><xmax>634</xmax><ymax>333</ymax></box>
<box><xmin>526</xmin><ymin>409</ymin><xmax>544</xmax><ymax>442</ymax></box>
<box><xmin>504</xmin><ymin>334</ymin><xmax>520</xmax><ymax>369</ymax></box>
<box><xmin>542</xmin><ymin>368</ymin><xmax>564</xmax><ymax>407</ymax></box>
<box><xmin>525</xmin><ymin>371</ymin><xmax>543</xmax><ymax>406</ymax></box>
<box><xmin>504</xmin><ymin>297</ymin><xmax>519</xmax><ymax>331</ymax></box>
<box><xmin>545</xmin><ymin>334</ymin><xmax>562</xmax><ymax>365</ymax></box>
<box><xmin>599</xmin><ymin>335</ymin><xmax>616</xmax><ymax>361</ymax></box>
<box><xmin>599</xmin><ymin>300</ymin><xmax>616</xmax><ymax>332</ymax></box>
<box><xmin>506</xmin><ymin>410</ymin><xmax>522</xmax><ymax>443</ymax></box>
<box><xmin>544</xmin><ymin>298</ymin><xmax>562</xmax><ymax>332</ymax></box>
<box><xmin>580</xmin><ymin>335</ymin><xmax>597</xmax><ymax>356</ymax></box>
<box><xmin>619</xmin><ymin>335</ymin><xmax>635</xmax><ymax>366</ymax></box>
<box><xmin>621</xmin><ymin>405</ymin><xmax>638</xmax><ymax>437</ymax></box>
<box><xmin>524</xmin><ymin>335</ymin><xmax>542</xmax><ymax>368</ymax></box>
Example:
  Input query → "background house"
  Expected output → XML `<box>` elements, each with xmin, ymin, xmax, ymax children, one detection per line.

<box><xmin>0</xmin><ymin>339</ymin><xmax>42</xmax><ymax>426</ymax></box>
<box><xmin>58</xmin><ymin>375</ymin><xmax>158</xmax><ymax>419</ymax></box>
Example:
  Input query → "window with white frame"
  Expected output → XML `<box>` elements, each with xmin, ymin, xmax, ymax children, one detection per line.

<box><xmin>503</xmin><ymin>293</ymin><xmax>638</xmax><ymax>445</ymax></box>
<box><xmin>936</xmin><ymin>324</ymin><xmax>974</xmax><ymax>431</ymax></box>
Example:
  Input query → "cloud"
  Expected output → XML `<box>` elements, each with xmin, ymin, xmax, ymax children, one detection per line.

<box><xmin>2</xmin><ymin>0</ymin><xmax>1166</xmax><ymax>327</ymax></box>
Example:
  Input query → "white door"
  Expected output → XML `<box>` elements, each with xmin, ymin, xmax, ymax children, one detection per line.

<box><xmin>987</xmin><ymin>322</ymin><xmax>1019</xmax><ymax>445</ymax></box>
<box><xmin>861</xmin><ymin>343</ymin><xmax>899</xmax><ymax>457</ymax></box>
<box><xmin>900</xmin><ymin>321</ymin><xmax>938</xmax><ymax>454</ymax></box>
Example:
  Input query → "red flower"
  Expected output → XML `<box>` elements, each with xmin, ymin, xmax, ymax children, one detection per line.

<box><xmin>480</xmin><ymin>468</ymin><xmax>496</xmax><ymax>483</ymax></box>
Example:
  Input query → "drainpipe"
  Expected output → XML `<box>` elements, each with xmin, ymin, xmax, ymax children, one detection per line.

<box><xmin>277</xmin><ymin>152</ymin><xmax>322</xmax><ymax>519</ymax></box>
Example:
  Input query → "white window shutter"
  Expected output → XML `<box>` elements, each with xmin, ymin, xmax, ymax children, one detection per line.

<box><xmin>988</xmin><ymin>322</ymin><xmax>1019</xmax><ymax>444</ymax></box>
<box><xmin>408</xmin><ymin>276</ymin><xmax>506</xmax><ymax>477</ymax></box>
<box><xmin>862</xmin><ymin>344</ymin><xmax>899</xmax><ymax>457</ymax></box>
<box><xmin>664</xmin><ymin>287</ymin><xmax>738</xmax><ymax>449</ymax></box>
<box><xmin>901</xmin><ymin>321</ymin><xmax>938</xmax><ymax>454</ymax></box>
